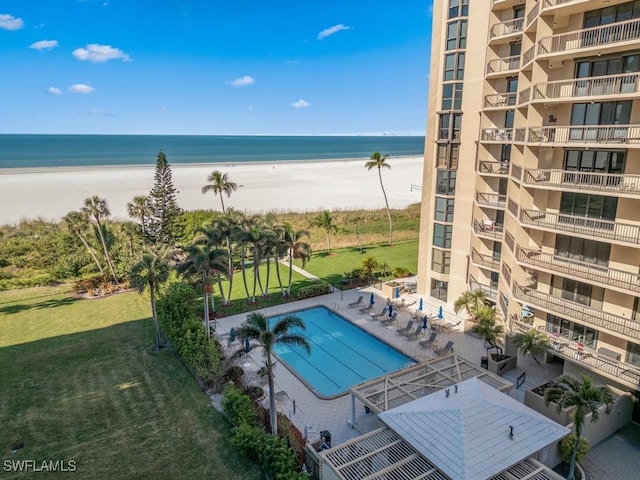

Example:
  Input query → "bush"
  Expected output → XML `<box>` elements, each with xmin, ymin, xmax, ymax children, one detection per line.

<box><xmin>343</xmin><ymin>268</ymin><xmax>365</xmax><ymax>279</ymax></box>
<box><xmin>559</xmin><ymin>434</ymin><xmax>590</xmax><ymax>464</ymax></box>
<box><xmin>222</xmin><ymin>385</ymin><xmax>259</xmax><ymax>427</ymax></box>
<box><xmin>296</xmin><ymin>282</ymin><xmax>332</xmax><ymax>299</ymax></box>
<box><xmin>392</xmin><ymin>266</ymin><xmax>411</xmax><ymax>278</ymax></box>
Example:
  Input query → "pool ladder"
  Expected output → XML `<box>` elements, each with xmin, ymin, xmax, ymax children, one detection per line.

<box><xmin>331</xmin><ymin>303</ymin><xmax>340</xmax><ymax>311</ymax></box>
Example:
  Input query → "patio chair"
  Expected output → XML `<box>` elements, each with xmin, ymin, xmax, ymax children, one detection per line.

<box><xmin>395</xmin><ymin>320</ymin><xmax>414</xmax><ymax>335</ymax></box>
<box><xmin>404</xmin><ymin>324</ymin><xmax>424</xmax><ymax>340</ymax></box>
<box><xmin>380</xmin><ymin>312</ymin><xmax>398</xmax><ymax>326</ymax></box>
<box><xmin>434</xmin><ymin>340</ymin><xmax>454</xmax><ymax>356</ymax></box>
<box><xmin>418</xmin><ymin>331</ymin><xmax>438</xmax><ymax>349</ymax></box>
<box><xmin>348</xmin><ymin>296</ymin><xmax>364</xmax><ymax>308</ymax></box>
<box><xmin>359</xmin><ymin>304</ymin><xmax>374</xmax><ymax>313</ymax></box>
<box><xmin>370</xmin><ymin>306</ymin><xmax>388</xmax><ymax>320</ymax></box>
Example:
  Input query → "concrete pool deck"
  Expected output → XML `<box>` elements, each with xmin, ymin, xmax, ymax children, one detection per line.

<box><xmin>215</xmin><ymin>287</ymin><xmax>563</xmax><ymax>446</ymax></box>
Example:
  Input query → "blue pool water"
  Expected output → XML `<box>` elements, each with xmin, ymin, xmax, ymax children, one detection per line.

<box><xmin>271</xmin><ymin>306</ymin><xmax>416</xmax><ymax>399</ymax></box>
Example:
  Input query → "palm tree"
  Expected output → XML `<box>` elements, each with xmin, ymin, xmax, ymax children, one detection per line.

<box><xmin>82</xmin><ymin>195</ymin><xmax>118</xmax><ymax>282</ymax></box>
<box><xmin>233</xmin><ymin>312</ymin><xmax>310</xmax><ymax>435</ymax></box>
<box><xmin>193</xmin><ymin>225</ymin><xmax>230</xmax><ymax>308</ymax></box>
<box><xmin>129</xmin><ymin>251</ymin><xmax>170</xmax><ymax>350</ymax></box>
<box><xmin>545</xmin><ymin>374</ymin><xmax>614</xmax><ymax>480</ymax></box>
<box><xmin>513</xmin><ymin>328</ymin><xmax>551</xmax><ymax>365</ymax></box>
<box><xmin>365</xmin><ymin>152</ymin><xmax>393</xmax><ymax>246</ymax></box>
<box><xmin>471</xmin><ymin>306</ymin><xmax>504</xmax><ymax>349</ymax></box>
<box><xmin>63</xmin><ymin>210</ymin><xmax>104</xmax><ymax>275</ymax></box>
<box><xmin>453</xmin><ymin>289</ymin><xmax>488</xmax><ymax>322</ymax></box>
<box><xmin>276</xmin><ymin>223</ymin><xmax>311</xmax><ymax>297</ymax></box>
<box><xmin>202</xmin><ymin>170</ymin><xmax>237</xmax><ymax>214</ymax></box>
<box><xmin>127</xmin><ymin>195</ymin><xmax>150</xmax><ymax>248</ymax></box>
<box><xmin>213</xmin><ymin>213</ymin><xmax>238</xmax><ymax>304</ymax></box>
<box><xmin>311</xmin><ymin>210</ymin><xmax>338</xmax><ymax>254</ymax></box>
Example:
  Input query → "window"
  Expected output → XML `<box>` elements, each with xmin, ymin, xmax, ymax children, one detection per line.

<box><xmin>504</xmin><ymin>110</ymin><xmax>515</xmax><ymax>129</ymax></box>
<box><xmin>546</xmin><ymin>314</ymin><xmax>599</xmax><ymax>349</ymax></box>
<box><xmin>433</xmin><ymin>223</ymin><xmax>453</xmax><ymax>248</ymax></box>
<box><xmin>436</xmin><ymin>170</ymin><xmax>456</xmax><ymax>194</ymax></box>
<box><xmin>443</xmin><ymin>53</ymin><xmax>465</xmax><ymax>81</ymax></box>
<box><xmin>446</xmin><ymin>20</ymin><xmax>467</xmax><ymax>50</ymax></box>
<box><xmin>551</xmin><ymin>277</ymin><xmax>593</xmax><ymax>306</ymax></box>
<box><xmin>442</xmin><ymin>83</ymin><xmax>463</xmax><ymax>110</ymax></box>
<box><xmin>432</xmin><ymin>249</ymin><xmax>451</xmax><ymax>274</ymax></box>
<box><xmin>583</xmin><ymin>0</ymin><xmax>640</xmax><ymax>28</ymax></box>
<box><xmin>430</xmin><ymin>279</ymin><xmax>448</xmax><ymax>301</ymax></box>
<box><xmin>559</xmin><ymin>192</ymin><xmax>618</xmax><ymax>221</ymax></box>
<box><xmin>570</xmin><ymin>101</ymin><xmax>632</xmax><ymax>125</ymax></box>
<box><xmin>501</xmin><ymin>144</ymin><xmax>512</xmax><ymax>162</ymax></box>
<box><xmin>436</xmin><ymin>144</ymin><xmax>459</xmax><ymax>169</ymax></box>
<box><xmin>563</xmin><ymin>150</ymin><xmax>625</xmax><ymax>186</ymax></box>
<box><xmin>434</xmin><ymin>197</ymin><xmax>455</xmax><ymax>222</ymax></box>
<box><xmin>438</xmin><ymin>113</ymin><xmax>462</xmax><ymax>140</ymax></box>
<box><xmin>627</xmin><ymin>341</ymin><xmax>640</xmax><ymax>368</ymax></box>
<box><xmin>448</xmin><ymin>0</ymin><xmax>468</xmax><ymax>18</ymax></box>
<box><xmin>555</xmin><ymin>234</ymin><xmax>611</xmax><ymax>266</ymax></box>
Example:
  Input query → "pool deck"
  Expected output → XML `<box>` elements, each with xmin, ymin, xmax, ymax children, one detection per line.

<box><xmin>215</xmin><ymin>287</ymin><xmax>563</xmax><ymax>446</ymax></box>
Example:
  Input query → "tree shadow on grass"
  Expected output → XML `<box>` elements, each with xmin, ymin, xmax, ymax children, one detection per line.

<box><xmin>0</xmin><ymin>296</ymin><xmax>78</xmax><ymax>316</ymax></box>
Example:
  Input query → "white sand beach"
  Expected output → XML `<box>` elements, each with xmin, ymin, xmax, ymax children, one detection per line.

<box><xmin>0</xmin><ymin>156</ymin><xmax>424</xmax><ymax>225</ymax></box>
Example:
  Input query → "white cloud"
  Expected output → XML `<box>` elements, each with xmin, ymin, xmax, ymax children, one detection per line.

<box><xmin>30</xmin><ymin>40</ymin><xmax>59</xmax><ymax>50</ymax></box>
<box><xmin>229</xmin><ymin>75</ymin><xmax>255</xmax><ymax>87</ymax></box>
<box><xmin>86</xmin><ymin>109</ymin><xmax>115</xmax><ymax>117</ymax></box>
<box><xmin>0</xmin><ymin>13</ymin><xmax>24</xmax><ymax>30</ymax></box>
<box><xmin>290</xmin><ymin>99</ymin><xmax>310</xmax><ymax>109</ymax></box>
<box><xmin>317</xmin><ymin>24</ymin><xmax>350</xmax><ymax>40</ymax></box>
<box><xmin>72</xmin><ymin>44</ymin><xmax>131</xmax><ymax>63</ymax></box>
<box><xmin>47</xmin><ymin>87</ymin><xmax>62</xmax><ymax>95</ymax></box>
<box><xmin>68</xmin><ymin>84</ymin><xmax>95</xmax><ymax>94</ymax></box>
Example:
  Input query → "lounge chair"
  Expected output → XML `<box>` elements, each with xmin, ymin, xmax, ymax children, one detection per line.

<box><xmin>395</xmin><ymin>320</ymin><xmax>414</xmax><ymax>335</ymax></box>
<box><xmin>370</xmin><ymin>307</ymin><xmax>387</xmax><ymax>320</ymax></box>
<box><xmin>348</xmin><ymin>296</ymin><xmax>364</xmax><ymax>308</ymax></box>
<box><xmin>404</xmin><ymin>324</ymin><xmax>424</xmax><ymax>340</ymax></box>
<box><xmin>434</xmin><ymin>340</ymin><xmax>454</xmax><ymax>356</ymax></box>
<box><xmin>418</xmin><ymin>331</ymin><xmax>438</xmax><ymax>349</ymax></box>
<box><xmin>359</xmin><ymin>303</ymin><xmax>374</xmax><ymax>313</ymax></box>
<box><xmin>380</xmin><ymin>312</ymin><xmax>398</xmax><ymax>326</ymax></box>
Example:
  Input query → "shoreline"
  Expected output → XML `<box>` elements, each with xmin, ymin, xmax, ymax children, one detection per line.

<box><xmin>1</xmin><ymin>155</ymin><xmax>425</xmax><ymax>225</ymax></box>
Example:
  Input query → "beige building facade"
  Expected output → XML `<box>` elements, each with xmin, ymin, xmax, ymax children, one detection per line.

<box><xmin>418</xmin><ymin>0</ymin><xmax>640</xmax><ymax>392</ymax></box>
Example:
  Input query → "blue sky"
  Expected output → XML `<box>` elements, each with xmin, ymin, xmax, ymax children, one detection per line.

<box><xmin>1</xmin><ymin>1</ymin><xmax>433</xmax><ymax>135</ymax></box>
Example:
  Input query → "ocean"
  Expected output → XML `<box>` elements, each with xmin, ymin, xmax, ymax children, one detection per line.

<box><xmin>0</xmin><ymin>134</ymin><xmax>425</xmax><ymax>169</ymax></box>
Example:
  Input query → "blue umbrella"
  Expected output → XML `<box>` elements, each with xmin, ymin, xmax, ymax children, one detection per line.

<box><xmin>418</xmin><ymin>298</ymin><xmax>423</xmax><ymax>311</ymax></box>
<box><xmin>369</xmin><ymin>292</ymin><xmax>375</xmax><ymax>306</ymax></box>
<box><xmin>388</xmin><ymin>304</ymin><xmax>394</xmax><ymax>317</ymax></box>
<box><xmin>422</xmin><ymin>315</ymin><xmax>428</xmax><ymax>330</ymax></box>
<box><xmin>244</xmin><ymin>338</ymin><xmax>251</xmax><ymax>353</ymax></box>
<box><xmin>438</xmin><ymin>305</ymin><xmax>443</xmax><ymax>319</ymax></box>
<box><xmin>394</xmin><ymin>287</ymin><xmax>400</xmax><ymax>299</ymax></box>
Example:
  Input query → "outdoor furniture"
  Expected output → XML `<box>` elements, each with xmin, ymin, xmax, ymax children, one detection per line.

<box><xmin>370</xmin><ymin>307</ymin><xmax>388</xmax><ymax>320</ymax></box>
<box><xmin>434</xmin><ymin>341</ymin><xmax>454</xmax><ymax>356</ymax></box>
<box><xmin>404</xmin><ymin>324</ymin><xmax>424</xmax><ymax>340</ymax></box>
<box><xmin>348</xmin><ymin>296</ymin><xmax>364</xmax><ymax>308</ymax></box>
<box><xmin>380</xmin><ymin>312</ymin><xmax>398</xmax><ymax>326</ymax></box>
<box><xmin>395</xmin><ymin>320</ymin><xmax>414</xmax><ymax>335</ymax></box>
<box><xmin>359</xmin><ymin>304</ymin><xmax>374</xmax><ymax>313</ymax></box>
<box><xmin>419</xmin><ymin>331</ymin><xmax>438</xmax><ymax>349</ymax></box>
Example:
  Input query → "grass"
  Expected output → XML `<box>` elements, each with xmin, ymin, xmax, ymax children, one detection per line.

<box><xmin>0</xmin><ymin>286</ymin><xmax>260</xmax><ymax>479</ymax></box>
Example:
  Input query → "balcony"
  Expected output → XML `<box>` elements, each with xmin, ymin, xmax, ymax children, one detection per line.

<box><xmin>489</xmin><ymin>18</ymin><xmax>524</xmax><ymax>42</ymax></box>
<box><xmin>481</xmin><ymin>128</ymin><xmax>513</xmax><ymax>142</ymax></box>
<box><xmin>512</xmin><ymin>282</ymin><xmax>640</xmax><ymax>341</ymax></box>
<box><xmin>473</xmin><ymin>219</ymin><xmax>504</xmax><ymax>240</ymax></box>
<box><xmin>484</xmin><ymin>92</ymin><xmax>517</xmax><ymax>109</ymax></box>
<box><xmin>510</xmin><ymin>163</ymin><xmax>522</xmax><ymax>182</ymax></box>
<box><xmin>521</xmin><ymin>45</ymin><xmax>535</xmax><ymax>70</ymax></box>
<box><xmin>478</xmin><ymin>160</ymin><xmax>510</xmax><ymax>175</ymax></box>
<box><xmin>532</xmin><ymin>73</ymin><xmax>640</xmax><ymax>104</ymax></box>
<box><xmin>527</xmin><ymin>125</ymin><xmax>640</xmax><ymax>147</ymax></box>
<box><xmin>470</xmin><ymin>275</ymin><xmax>498</xmax><ymax>300</ymax></box>
<box><xmin>486</xmin><ymin>56</ymin><xmax>520</xmax><ymax>76</ymax></box>
<box><xmin>520</xmin><ymin>208</ymin><xmax>640</xmax><ymax>246</ymax></box>
<box><xmin>516</xmin><ymin>246</ymin><xmax>640</xmax><ymax>295</ymax></box>
<box><xmin>523</xmin><ymin>168</ymin><xmax>640</xmax><ymax>197</ymax></box>
<box><xmin>525</xmin><ymin>1</ymin><xmax>540</xmax><ymax>28</ymax></box>
<box><xmin>518</xmin><ymin>88</ymin><xmax>530</xmax><ymax>106</ymax></box>
<box><xmin>538</xmin><ymin>18</ymin><xmax>640</xmax><ymax>61</ymax></box>
<box><xmin>510</xmin><ymin>316</ymin><xmax>640</xmax><ymax>390</ymax></box>
<box><xmin>471</xmin><ymin>248</ymin><xmax>501</xmax><ymax>271</ymax></box>
<box><xmin>476</xmin><ymin>192</ymin><xmax>506</xmax><ymax>208</ymax></box>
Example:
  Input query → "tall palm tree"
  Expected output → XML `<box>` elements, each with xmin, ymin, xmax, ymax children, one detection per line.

<box><xmin>545</xmin><ymin>374</ymin><xmax>614</xmax><ymax>480</ymax></box>
<box><xmin>233</xmin><ymin>312</ymin><xmax>310</xmax><ymax>435</ymax></box>
<box><xmin>311</xmin><ymin>210</ymin><xmax>338</xmax><ymax>254</ymax></box>
<box><xmin>213</xmin><ymin>213</ymin><xmax>238</xmax><ymax>304</ymax></box>
<box><xmin>202</xmin><ymin>170</ymin><xmax>237</xmax><ymax>214</ymax></box>
<box><xmin>365</xmin><ymin>152</ymin><xmax>393</xmax><ymax>246</ymax></box>
<box><xmin>63</xmin><ymin>210</ymin><xmax>104</xmax><ymax>275</ymax></box>
<box><xmin>193</xmin><ymin>225</ymin><xmax>230</xmax><ymax>308</ymax></box>
<box><xmin>129</xmin><ymin>251</ymin><xmax>170</xmax><ymax>350</ymax></box>
<box><xmin>127</xmin><ymin>195</ymin><xmax>150</xmax><ymax>248</ymax></box>
<box><xmin>276</xmin><ymin>223</ymin><xmax>311</xmax><ymax>297</ymax></box>
<box><xmin>513</xmin><ymin>328</ymin><xmax>551</xmax><ymax>365</ymax></box>
<box><xmin>82</xmin><ymin>195</ymin><xmax>118</xmax><ymax>282</ymax></box>
<box><xmin>453</xmin><ymin>289</ymin><xmax>488</xmax><ymax>322</ymax></box>
<box><xmin>471</xmin><ymin>306</ymin><xmax>504</xmax><ymax>349</ymax></box>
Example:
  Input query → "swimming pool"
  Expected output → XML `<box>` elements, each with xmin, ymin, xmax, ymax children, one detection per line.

<box><xmin>270</xmin><ymin>305</ymin><xmax>416</xmax><ymax>399</ymax></box>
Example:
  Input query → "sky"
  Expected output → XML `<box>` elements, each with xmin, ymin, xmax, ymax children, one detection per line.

<box><xmin>0</xmin><ymin>1</ymin><xmax>433</xmax><ymax>135</ymax></box>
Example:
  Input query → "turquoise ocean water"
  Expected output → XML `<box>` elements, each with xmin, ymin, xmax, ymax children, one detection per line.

<box><xmin>0</xmin><ymin>134</ymin><xmax>425</xmax><ymax>169</ymax></box>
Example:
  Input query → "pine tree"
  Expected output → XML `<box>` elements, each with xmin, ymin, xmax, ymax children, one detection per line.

<box><xmin>147</xmin><ymin>150</ymin><xmax>182</xmax><ymax>245</ymax></box>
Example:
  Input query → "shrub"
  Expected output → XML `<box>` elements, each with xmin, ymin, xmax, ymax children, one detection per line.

<box><xmin>392</xmin><ymin>266</ymin><xmax>411</xmax><ymax>278</ymax></box>
<box><xmin>222</xmin><ymin>385</ymin><xmax>259</xmax><ymax>427</ymax></box>
<box><xmin>296</xmin><ymin>282</ymin><xmax>332</xmax><ymax>299</ymax></box>
<box><xmin>559</xmin><ymin>434</ymin><xmax>590</xmax><ymax>464</ymax></box>
<box><xmin>343</xmin><ymin>268</ymin><xmax>365</xmax><ymax>279</ymax></box>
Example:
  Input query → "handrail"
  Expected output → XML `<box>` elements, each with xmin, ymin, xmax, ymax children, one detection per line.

<box><xmin>521</xmin><ymin>45</ymin><xmax>535</xmax><ymax>68</ymax></box>
<box><xmin>472</xmin><ymin>247</ymin><xmax>501</xmax><ymax>270</ymax></box>
<box><xmin>490</xmin><ymin>17</ymin><xmax>524</xmax><ymax>38</ymax></box>
<box><xmin>527</xmin><ymin>125</ymin><xmax>640</xmax><ymax>145</ymax></box>
<box><xmin>478</xmin><ymin>160</ymin><xmax>510</xmax><ymax>175</ymax></box>
<box><xmin>539</xmin><ymin>18</ymin><xmax>640</xmax><ymax>55</ymax></box>
<box><xmin>484</xmin><ymin>92</ymin><xmax>517</xmax><ymax>108</ymax></box>
<box><xmin>481</xmin><ymin>128</ymin><xmax>513</xmax><ymax>142</ymax></box>
<box><xmin>487</xmin><ymin>55</ymin><xmax>520</xmax><ymax>74</ymax></box>
<box><xmin>511</xmin><ymin>164</ymin><xmax>522</xmax><ymax>181</ymax></box>
<box><xmin>525</xmin><ymin>1</ymin><xmax>540</xmax><ymax>27</ymax></box>
<box><xmin>518</xmin><ymin>88</ymin><xmax>531</xmax><ymax>105</ymax></box>
<box><xmin>523</xmin><ymin>168</ymin><xmax>640</xmax><ymax>195</ymax></box>
<box><xmin>533</xmin><ymin>72</ymin><xmax>640</xmax><ymax>101</ymax></box>
<box><xmin>470</xmin><ymin>275</ymin><xmax>498</xmax><ymax>299</ymax></box>
<box><xmin>473</xmin><ymin>219</ymin><xmax>504</xmax><ymax>239</ymax></box>
<box><xmin>476</xmin><ymin>192</ymin><xmax>507</xmax><ymax>208</ymax></box>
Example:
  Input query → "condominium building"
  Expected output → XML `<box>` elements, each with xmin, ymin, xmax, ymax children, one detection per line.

<box><xmin>417</xmin><ymin>0</ymin><xmax>640</xmax><ymax>392</ymax></box>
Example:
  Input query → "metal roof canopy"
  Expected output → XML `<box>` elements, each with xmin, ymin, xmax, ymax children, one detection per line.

<box><xmin>349</xmin><ymin>354</ymin><xmax>512</xmax><ymax>415</ymax></box>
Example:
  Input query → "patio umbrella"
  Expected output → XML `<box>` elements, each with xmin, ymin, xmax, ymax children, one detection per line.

<box><xmin>388</xmin><ymin>304</ymin><xmax>394</xmax><ymax>318</ymax></box>
<box><xmin>394</xmin><ymin>287</ymin><xmax>400</xmax><ymax>299</ymax></box>
<box><xmin>244</xmin><ymin>338</ymin><xmax>251</xmax><ymax>353</ymax></box>
<box><xmin>437</xmin><ymin>305</ymin><xmax>443</xmax><ymax>319</ymax></box>
<box><xmin>418</xmin><ymin>298</ymin><xmax>423</xmax><ymax>311</ymax></box>
<box><xmin>369</xmin><ymin>292</ymin><xmax>375</xmax><ymax>306</ymax></box>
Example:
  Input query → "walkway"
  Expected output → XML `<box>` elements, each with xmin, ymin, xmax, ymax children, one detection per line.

<box><xmin>582</xmin><ymin>422</ymin><xmax>640</xmax><ymax>480</ymax></box>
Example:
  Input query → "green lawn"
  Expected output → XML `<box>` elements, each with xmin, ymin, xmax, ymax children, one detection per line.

<box><xmin>0</xmin><ymin>287</ymin><xmax>260</xmax><ymax>479</ymax></box>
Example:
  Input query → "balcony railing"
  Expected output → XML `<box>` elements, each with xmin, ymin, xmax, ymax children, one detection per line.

<box><xmin>523</xmin><ymin>168</ymin><xmax>640</xmax><ymax>195</ymax></box>
<box><xmin>472</xmin><ymin>248</ymin><xmax>501</xmax><ymax>270</ymax></box>
<box><xmin>476</xmin><ymin>192</ymin><xmax>507</xmax><ymax>208</ymax></box>
<box><xmin>521</xmin><ymin>45</ymin><xmax>536</xmax><ymax>68</ymax></box>
<box><xmin>518</xmin><ymin>88</ymin><xmax>531</xmax><ymax>105</ymax></box>
<box><xmin>527</xmin><ymin>125</ymin><xmax>640</xmax><ymax>145</ymax></box>
<box><xmin>516</xmin><ymin>246</ymin><xmax>640</xmax><ymax>294</ymax></box>
<box><xmin>501</xmin><ymin>262</ymin><xmax>512</xmax><ymax>286</ymax></box>
<box><xmin>507</xmin><ymin>198</ymin><xmax>519</xmax><ymax>217</ymax></box>
<box><xmin>512</xmin><ymin>282</ymin><xmax>640</xmax><ymax>340</ymax></box>
<box><xmin>470</xmin><ymin>275</ymin><xmax>498</xmax><ymax>300</ymax></box>
<box><xmin>481</xmin><ymin>128</ymin><xmax>513</xmax><ymax>142</ymax></box>
<box><xmin>539</xmin><ymin>18</ymin><xmax>640</xmax><ymax>56</ymax></box>
<box><xmin>484</xmin><ymin>92</ymin><xmax>517</xmax><ymax>108</ymax></box>
<box><xmin>509</xmin><ymin>316</ymin><xmax>640</xmax><ymax>389</ymax></box>
<box><xmin>478</xmin><ymin>160</ymin><xmax>510</xmax><ymax>175</ymax></box>
<box><xmin>525</xmin><ymin>1</ymin><xmax>540</xmax><ymax>27</ymax></box>
<box><xmin>490</xmin><ymin>18</ymin><xmax>524</xmax><ymax>38</ymax></box>
<box><xmin>511</xmin><ymin>163</ymin><xmax>522</xmax><ymax>181</ymax></box>
<box><xmin>504</xmin><ymin>231</ymin><xmax>515</xmax><ymax>252</ymax></box>
<box><xmin>473</xmin><ymin>219</ymin><xmax>504</xmax><ymax>239</ymax></box>
<box><xmin>514</xmin><ymin>128</ymin><xmax>526</xmax><ymax>143</ymax></box>
<box><xmin>487</xmin><ymin>55</ymin><xmax>520</xmax><ymax>74</ymax></box>
<box><xmin>533</xmin><ymin>73</ymin><xmax>640</xmax><ymax>102</ymax></box>
<box><xmin>520</xmin><ymin>208</ymin><xmax>640</xmax><ymax>245</ymax></box>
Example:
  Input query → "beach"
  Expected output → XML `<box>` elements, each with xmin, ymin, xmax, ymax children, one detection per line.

<box><xmin>0</xmin><ymin>156</ymin><xmax>424</xmax><ymax>225</ymax></box>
